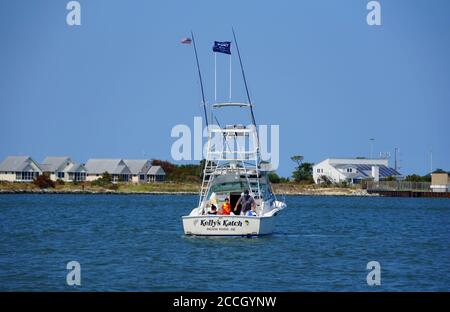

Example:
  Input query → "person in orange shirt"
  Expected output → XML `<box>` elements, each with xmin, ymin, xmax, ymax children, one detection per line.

<box><xmin>220</xmin><ymin>197</ymin><xmax>231</xmax><ymax>215</ymax></box>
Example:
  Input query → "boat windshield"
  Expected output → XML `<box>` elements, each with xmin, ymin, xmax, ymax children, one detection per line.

<box><xmin>206</xmin><ymin>179</ymin><xmax>273</xmax><ymax>201</ymax></box>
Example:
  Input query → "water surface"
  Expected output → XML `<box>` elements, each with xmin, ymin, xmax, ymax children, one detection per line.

<box><xmin>0</xmin><ymin>194</ymin><xmax>449</xmax><ymax>291</ymax></box>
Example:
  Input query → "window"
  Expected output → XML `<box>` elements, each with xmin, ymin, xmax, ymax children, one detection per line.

<box><xmin>57</xmin><ymin>172</ymin><xmax>65</xmax><ymax>179</ymax></box>
<box><xmin>73</xmin><ymin>172</ymin><xmax>86</xmax><ymax>181</ymax></box>
<box><xmin>140</xmin><ymin>174</ymin><xmax>145</xmax><ymax>181</ymax></box>
<box><xmin>16</xmin><ymin>171</ymin><xmax>38</xmax><ymax>181</ymax></box>
<box><xmin>346</xmin><ymin>168</ymin><xmax>353</xmax><ymax>173</ymax></box>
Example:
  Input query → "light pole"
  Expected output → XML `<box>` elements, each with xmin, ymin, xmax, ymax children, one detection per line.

<box><xmin>369</xmin><ymin>138</ymin><xmax>375</xmax><ymax>159</ymax></box>
<box><xmin>430</xmin><ymin>149</ymin><xmax>433</xmax><ymax>174</ymax></box>
<box><xmin>394</xmin><ymin>147</ymin><xmax>398</xmax><ymax>171</ymax></box>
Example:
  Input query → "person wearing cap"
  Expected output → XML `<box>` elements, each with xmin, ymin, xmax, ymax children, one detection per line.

<box><xmin>234</xmin><ymin>190</ymin><xmax>256</xmax><ymax>216</ymax></box>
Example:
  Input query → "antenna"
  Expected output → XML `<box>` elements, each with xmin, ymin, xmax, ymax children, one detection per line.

<box><xmin>191</xmin><ymin>31</ymin><xmax>209</xmax><ymax>127</ymax></box>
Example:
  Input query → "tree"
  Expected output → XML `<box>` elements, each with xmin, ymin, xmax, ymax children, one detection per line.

<box><xmin>268</xmin><ymin>172</ymin><xmax>281</xmax><ymax>184</ymax></box>
<box><xmin>405</xmin><ymin>174</ymin><xmax>431</xmax><ymax>182</ymax></box>
<box><xmin>151</xmin><ymin>159</ymin><xmax>176</xmax><ymax>176</ymax></box>
<box><xmin>292</xmin><ymin>162</ymin><xmax>314</xmax><ymax>183</ymax></box>
<box><xmin>34</xmin><ymin>173</ymin><xmax>55</xmax><ymax>189</ymax></box>
<box><xmin>151</xmin><ymin>159</ymin><xmax>203</xmax><ymax>182</ymax></box>
<box><xmin>101</xmin><ymin>171</ymin><xmax>112</xmax><ymax>183</ymax></box>
<box><xmin>291</xmin><ymin>155</ymin><xmax>304</xmax><ymax>167</ymax></box>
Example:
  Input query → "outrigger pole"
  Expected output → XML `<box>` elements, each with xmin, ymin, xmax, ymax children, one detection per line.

<box><xmin>232</xmin><ymin>28</ymin><xmax>257</xmax><ymax>128</ymax></box>
<box><xmin>232</xmin><ymin>28</ymin><xmax>262</xmax><ymax>196</ymax></box>
<box><xmin>191</xmin><ymin>31</ymin><xmax>209</xmax><ymax>127</ymax></box>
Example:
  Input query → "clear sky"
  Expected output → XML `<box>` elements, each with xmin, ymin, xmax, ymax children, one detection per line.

<box><xmin>1</xmin><ymin>0</ymin><xmax>449</xmax><ymax>177</ymax></box>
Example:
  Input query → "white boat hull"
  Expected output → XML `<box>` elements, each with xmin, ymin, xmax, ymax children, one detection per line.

<box><xmin>182</xmin><ymin>215</ymin><xmax>277</xmax><ymax>236</ymax></box>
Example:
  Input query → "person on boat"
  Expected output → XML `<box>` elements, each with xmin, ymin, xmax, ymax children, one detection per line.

<box><xmin>219</xmin><ymin>197</ymin><xmax>231</xmax><ymax>215</ymax></box>
<box><xmin>234</xmin><ymin>190</ymin><xmax>256</xmax><ymax>216</ymax></box>
<box><xmin>208</xmin><ymin>204</ymin><xmax>218</xmax><ymax>215</ymax></box>
<box><xmin>209</xmin><ymin>192</ymin><xmax>218</xmax><ymax>207</ymax></box>
<box><xmin>245</xmin><ymin>203</ymin><xmax>257</xmax><ymax>216</ymax></box>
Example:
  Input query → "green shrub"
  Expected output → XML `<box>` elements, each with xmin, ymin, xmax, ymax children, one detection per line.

<box><xmin>91</xmin><ymin>172</ymin><xmax>112</xmax><ymax>186</ymax></box>
<box><xmin>268</xmin><ymin>172</ymin><xmax>281</xmax><ymax>183</ymax></box>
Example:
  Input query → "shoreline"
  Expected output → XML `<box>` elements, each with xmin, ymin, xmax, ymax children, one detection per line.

<box><xmin>0</xmin><ymin>187</ymin><xmax>377</xmax><ymax>197</ymax></box>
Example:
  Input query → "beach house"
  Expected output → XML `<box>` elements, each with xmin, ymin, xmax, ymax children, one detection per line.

<box><xmin>146</xmin><ymin>165</ymin><xmax>166</xmax><ymax>182</ymax></box>
<box><xmin>313</xmin><ymin>158</ymin><xmax>401</xmax><ymax>184</ymax></box>
<box><xmin>40</xmin><ymin>156</ymin><xmax>87</xmax><ymax>182</ymax></box>
<box><xmin>84</xmin><ymin>159</ymin><xmax>132</xmax><ymax>182</ymax></box>
<box><xmin>0</xmin><ymin>156</ymin><xmax>43</xmax><ymax>182</ymax></box>
<box><xmin>123</xmin><ymin>159</ymin><xmax>153</xmax><ymax>183</ymax></box>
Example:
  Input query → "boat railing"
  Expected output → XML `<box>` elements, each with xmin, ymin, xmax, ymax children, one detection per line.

<box><xmin>212</xmin><ymin>102</ymin><xmax>251</xmax><ymax>108</ymax></box>
<box><xmin>366</xmin><ymin>181</ymin><xmax>432</xmax><ymax>192</ymax></box>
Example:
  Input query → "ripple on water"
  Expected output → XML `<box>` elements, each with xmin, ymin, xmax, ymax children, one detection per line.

<box><xmin>0</xmin><ymin>194</ymin><xmax>449</xmax><ymax>291</ymax></box>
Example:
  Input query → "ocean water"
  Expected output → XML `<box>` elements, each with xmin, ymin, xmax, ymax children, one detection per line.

<box><xmin>0</xmin><ymin>194</ymin><xmax>449</xmax><ymax>291</ymax></box>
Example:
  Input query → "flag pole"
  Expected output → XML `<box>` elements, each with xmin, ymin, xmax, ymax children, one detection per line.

<box><xmin>191</xmin><ymin>31</ymin><xmax>209</xmax><ymax>127</ymax></box>
<box><xmin>214</xmin><ymin>52</ymin><xmax>217</xmax><ymax>102</ymax></box>
<box><xmin>229</xmin><ymin>52</ymin><xmax>232</xmax><ymax>102</ymax></box>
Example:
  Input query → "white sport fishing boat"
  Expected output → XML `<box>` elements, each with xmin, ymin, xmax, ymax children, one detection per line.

<box><xmin>181</xmin><ymin>30</ymin><xmax>286</xmax><ymax>236</ymax></box>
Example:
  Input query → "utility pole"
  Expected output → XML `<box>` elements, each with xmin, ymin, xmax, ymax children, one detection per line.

<box><xmin>394</xmin><ymin>147</ymin><xmax>398</xmax><ymax>171</ymax></box>
<box><xmin>430</xmin><ymin>149</ymin><xmax>433</xmax><ymax>174</ymax></box>
<box><xmin>369</xmin><ymin>138</ymin><xmax>375</xmax><ymax>159</ymax></box>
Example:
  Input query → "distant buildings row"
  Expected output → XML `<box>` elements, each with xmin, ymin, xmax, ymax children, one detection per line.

<box><xmin>0</xmin><ymin>156</ymin><xmax>166</xmax><ymax>183</ymax></box>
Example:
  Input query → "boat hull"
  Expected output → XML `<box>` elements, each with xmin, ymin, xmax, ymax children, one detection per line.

<box><xmin>182</xmin><ymin>215</ymin><xmax>276</xmax><ymax>236</ymax></box>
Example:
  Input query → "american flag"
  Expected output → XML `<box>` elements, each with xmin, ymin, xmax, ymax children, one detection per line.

<box><xmin>181</xmin><ymin>37</ymin><xmax>192</xmax><ymax>44</ymax></box>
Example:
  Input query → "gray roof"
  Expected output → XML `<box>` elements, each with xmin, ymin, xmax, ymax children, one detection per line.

<box><xmin>84</xmin><ymin>159</ymin><xmax>131</xmax><ymax>175</ymax></box>
<box><xmin>147</xmin><ymin>165</ymin><xmax>166</xmax><ymax>175</ymax></box>
<box><xmin>39</xmin><ymin>164</ymin><xmax>53</xmax><ymax>172</ymax></box>
<box><xmin>41</xmin><ymin>156</ymin><xmax>71</xmax><ymax>172</ymax></box>
<box><xmin>66</xmin><ymin>163</ymin><xmax>86</xmax><ymax>173</ymax></box>
<box><xmin>123</xmin><ymin>159</ymin><xmax>151</xmax><ymax>175</ymax></box>
<box><xmin>0</xmin><ymin>156</ymin><xmax>42</xmax><ymax>172</ymax></box>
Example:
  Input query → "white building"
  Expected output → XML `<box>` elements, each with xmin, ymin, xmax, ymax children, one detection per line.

<box><xmin>123</xmin><ymin>159</ymin><xmax>152</xmax><ymax>183</ymax></box>
<box><xmin>0</xmin><ymin>156</ymin><xmax>166</xmax><ymax>183</ymax></box>
<box><xmin>40</xmin><ymin>156</ymin><xmax>86</xmax><ymax>182</ymax></box>
<box><xmin>313</xmin><ymin>158</ymin><xmax>401</xmax><ymax>184</ymax></box>
<box><xmin>146</xmin><ymin>165</ymin><xmax>166</xmax><ymax>182</ymax></box>
<box><xmin>0</xmin><ymin>156</ymin><xmax>43</xmax><ymax>182</ymax></box>
<box><xmin>84</xmin><ymin>159</ymin><xmax>132</xmax><ymax>182</ymax></box>
<box><xmin>84</xmin><ymin>159</ymin><xmax>166</xmax><ymax>183</ymax></box>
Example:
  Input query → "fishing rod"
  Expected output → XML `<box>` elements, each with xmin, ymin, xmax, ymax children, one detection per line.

<box><xmin>232</xmin><ymin>28</ymin><xmax>262</xmax><ymax>186</ymax></box>
<box><xmin>232</xmin><ymin>28</ymin><xmax>257</xmax><ymax>128</ymax></box>
<box><xmin>191</xmin><ymin>31</ymin><xmax>209</xmax><ymax>127</ymax></box>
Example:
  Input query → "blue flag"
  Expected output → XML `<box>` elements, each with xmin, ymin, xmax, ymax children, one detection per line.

<box><xmin>213</xmin><ymin>41</ymin><xmax>231</xmax><ymax>54</ymax></box>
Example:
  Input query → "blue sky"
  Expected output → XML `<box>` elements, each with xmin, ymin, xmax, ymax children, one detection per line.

<box><xmin>0</xmin><ymin>0</ymin><xmax>449</xmax><ymax>177</ymax></box>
